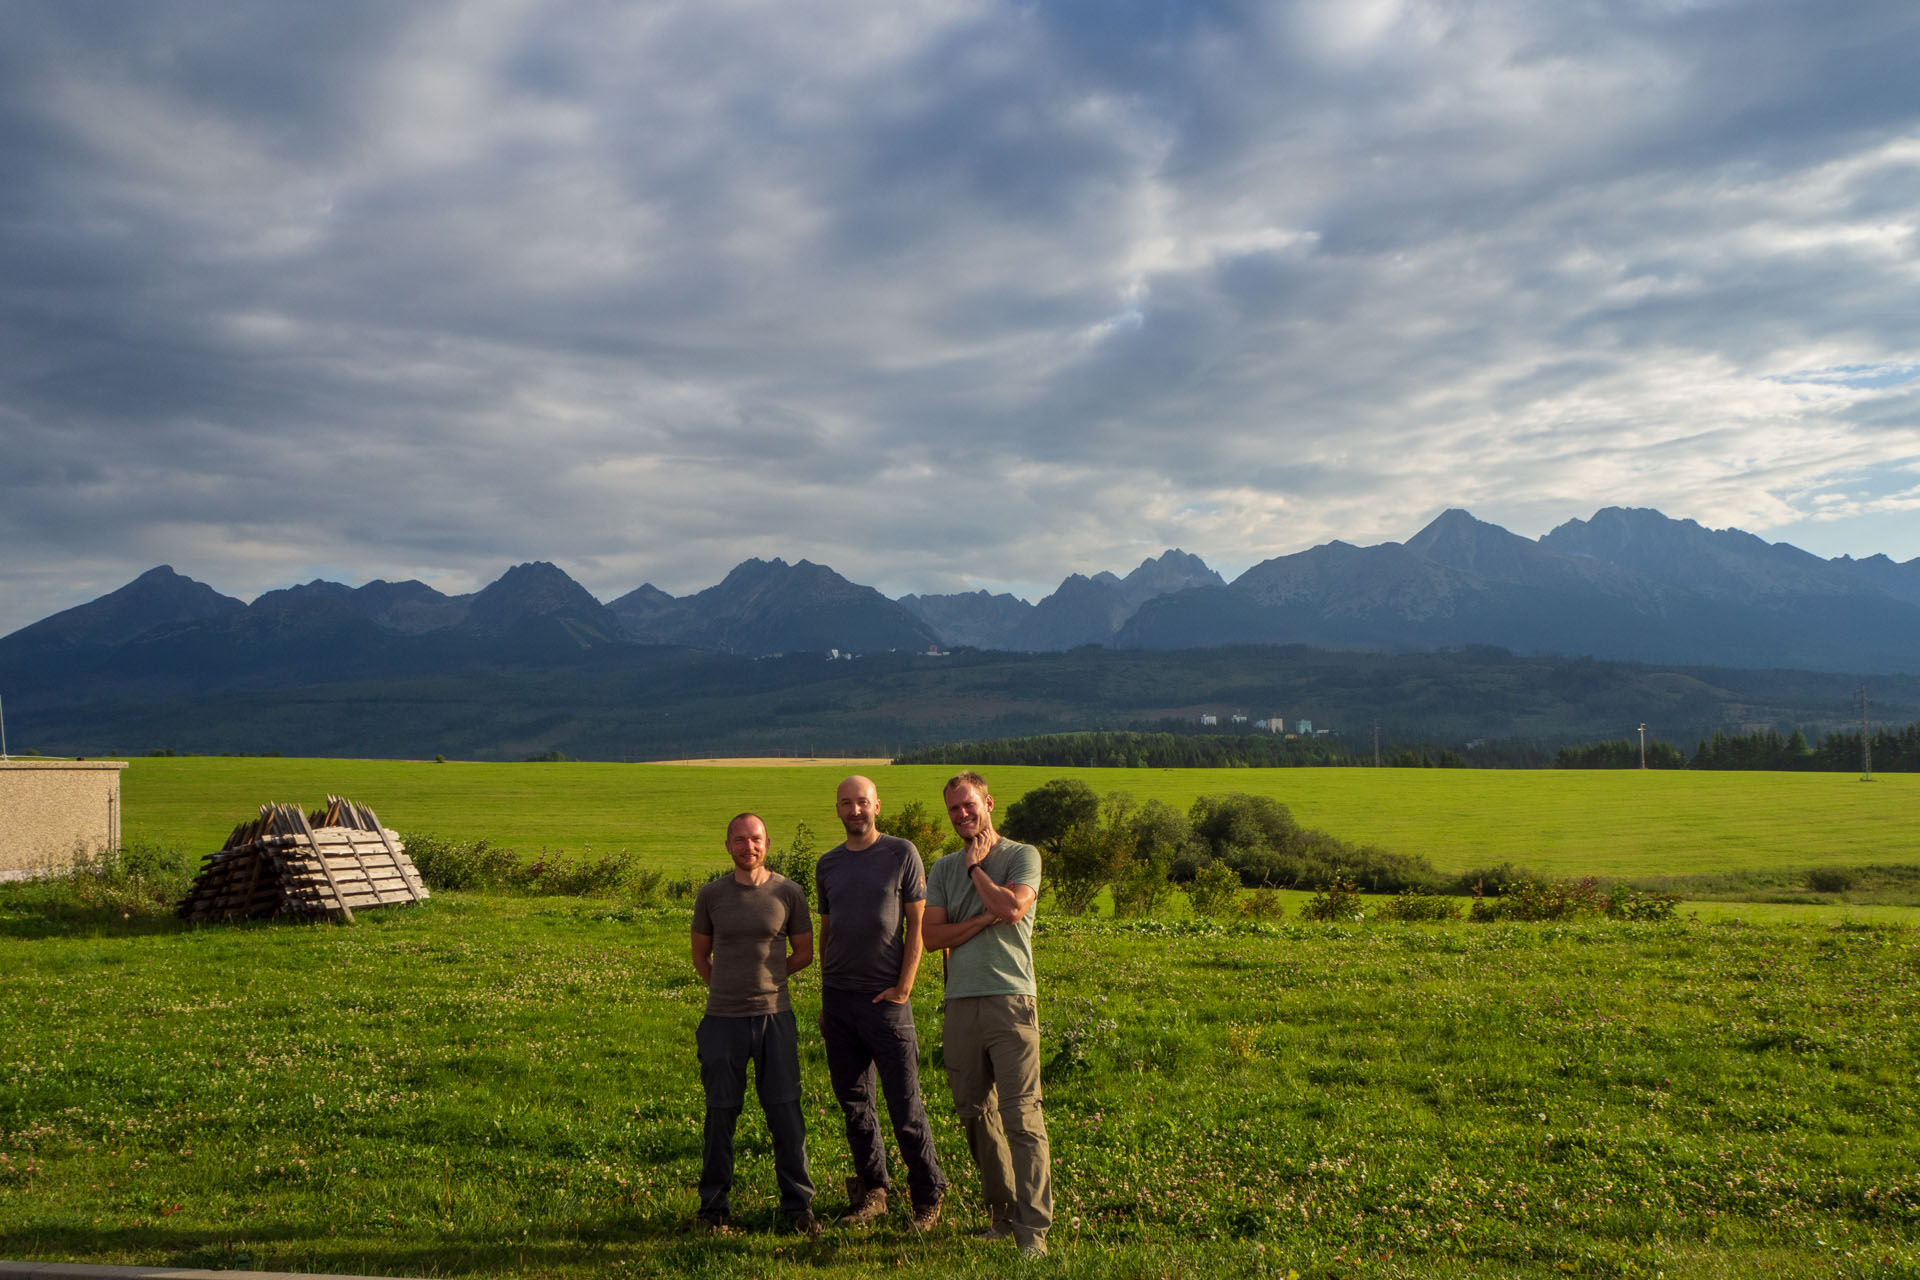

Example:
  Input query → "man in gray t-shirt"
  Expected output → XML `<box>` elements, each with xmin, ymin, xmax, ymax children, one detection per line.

<box><xmin>814</xmin><ymin>776</ymin><xmax>947</xmax><ymax>1229</ymax></box>
<box><xmin>690</xmin><ymin>813</ymin><xmax>817</xmax><ymax>1234</ymax></box>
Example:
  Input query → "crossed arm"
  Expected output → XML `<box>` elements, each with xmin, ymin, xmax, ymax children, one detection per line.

<box><xmin>921</xmin><ymin>876</ymin><xmax>1037</xmax><ymax>952</ymax></box>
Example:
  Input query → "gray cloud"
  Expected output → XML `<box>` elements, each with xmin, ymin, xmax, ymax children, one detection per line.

<box><xmin>3</xmin><ymin>0</ymin><xmax>1919</xmax><ymax>634</ymax></box>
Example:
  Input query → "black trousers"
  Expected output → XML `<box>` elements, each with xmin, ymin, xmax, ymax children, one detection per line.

<box><xmin>820</xmin><ymin>986</ymin><xmax>948</xmax><ymax>1210</ymax></box>
<box><xmin>696</xmin><ymin>1011</ymin><xmax>814</xmax><ymax>1220</ymax></box>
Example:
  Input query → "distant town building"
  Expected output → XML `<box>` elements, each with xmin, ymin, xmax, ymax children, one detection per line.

<box><xmin>1200</xmin><ymin>714</ymin><xmax>1218</xmax><ymax>726</ymax></box>
<box><xmin>1230</xmin><ymin>714</ymin><xmax>1248</xmax><ymax>724</ymax></box>
<box><xmin>1296</xmin><ymin>719</ymin><xmax>1312</xmax><ymax>735</ymax></box>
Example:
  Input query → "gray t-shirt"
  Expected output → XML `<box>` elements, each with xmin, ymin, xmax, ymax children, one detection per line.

<box><xmin>691</xmin><ymin>872</ymin><xmax>812</xmax><ymax>1017</ymax></box>
<box><xmin>925</xmin><ymin>839</ymin><xmax>1041</xmax><ymax>999</ymax></box>
<box><xmin>816</xmin><ymin>834</ymin><xmax>926</xmax><ymax>995</ymax></box>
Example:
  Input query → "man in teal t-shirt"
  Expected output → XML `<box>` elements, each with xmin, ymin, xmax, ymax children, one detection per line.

<box><xmin>923</xmin><ymin>771</ymin><xmax>1051</xmax><ymax>1257</ymax></box>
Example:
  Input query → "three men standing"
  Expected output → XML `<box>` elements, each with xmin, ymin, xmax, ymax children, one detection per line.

<box><xmin>687</xmin><ymin>772</ymin><xmax>1049</xmax><ymax>1253</ymax></box>
<box><xmin>689</xmin><ymin>813</ymin><xmax>818</xmax><ymax>1235</ymax></box>
<box><xmin>815</xmin><ymin>776</ymin><xmax>947</xmax><ymax>1229</ymax></box>
<box><xmin>924</xmin><ymin>771</ymin><xmax>1053</xmax><ymax>1257</ymax></box>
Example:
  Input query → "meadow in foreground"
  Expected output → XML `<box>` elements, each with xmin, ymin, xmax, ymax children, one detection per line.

<box><xmin>3</xmin><ymin>893</ymin><xmax>1915</xmax><ymax>1279</ymax></box>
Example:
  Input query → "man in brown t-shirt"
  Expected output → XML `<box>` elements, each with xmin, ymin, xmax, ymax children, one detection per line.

<box><xmin>690</xmin><ymin>812</ymin><xmax>817</xmax><ymax>1234</ymax></box>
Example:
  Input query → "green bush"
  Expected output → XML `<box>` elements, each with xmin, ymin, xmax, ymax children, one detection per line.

<box><xmin>765</xmin><ymin>821</ymin><xmax>817</xmax><ymax>900</ymax></box>
<box><xmin>405</xmin><ymin>833</ymin><xmax>649</xmax><ymax>898</ymax></box>
<box><xmin>1239</xmin><ymin>886</ymin><xmax>1286</xmax><ymax>922</ymax></box>
<box><xmin>1805</xmin><ymin>867</ymin><xmax>1855</xmax><ymax>894</ymax></box>
<box><xmin>1186</xmin><ymin>861</ymin><xmax>1241</xmax><ymax>918</ymax></box>
<box><xmin>1606</xmin><ymin>884</ymin><xmax>1680</xmax><ymax>921</ymax></box>
<box><xmin>1376</xmin><ymin>888</ymin><xmax>1462</xmax><ymax>922</ymax></box>
<box><xmin>1472</xmin><ymin>876</ymin><xmax>1608</xmax><ymax>922</ymax></box>
<box><xmin>1110</xmin><ymin>855</ymin><xmax>1174</xmax><ymax>919</ymax></box>
<box><xmin>0</xmin><ymin>840</ymin><xmax>198</xmax><ymax>920</ymax></box>
<box><xmin>1300</xmin><ymin>873</ymin><xmax>1364</xmax><ymax>923</ymax></box>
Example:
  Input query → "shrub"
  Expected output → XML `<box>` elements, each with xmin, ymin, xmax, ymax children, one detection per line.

<box><xmin>765</xmin><ymin>822</ymin><xmax>817</xmax><ymax>901</ymax></box>
<box><xmin>1606</xmin><ymin>884</ymin><xmax>1680</xmax><ymax>921</ymax></box>
<box><xmin>1472</xmin><ymin>876</ymin><xmax>1607</xmax><ymax>922</ymax></box>
<box><xmin>0</xmin><ymin>840</ymin><xmax>198</xmax><ymax>920</ymax></box>
<box><xmin>407</xmin><ymin>834</ymin><xmax>521</xmax><ymax>891</ymax></box>
<box><xmin>876</xmin><ymin>800</ymin><xmax>956</xmax><ymax>857</ymax></box>
<box><xmin>1239</xmin><ymin>886</ymin><xmax>1286</xmax><ymax>922</ymax></box>
<box><xmin>1186</xmin><ymin>861</ymin><xmax>1241</xmax><ymax>918</ymax></box>
<box><xmin>1300</xmin><ymin>874</ymin><xmax>1363</xmax><ymax>923</ymax></box>
<box><xmin>1049</xmin><ymin>818</ymin><xmax>1131</xmax><ymax>916</ymax></box>
<box><xmin>406</xmin><ymin>833</ymin><xmax>647</xmax><ymax>898</ymax></box>
<box><xmin>1446</xmin><ymin>863</ymin><xmax>1543</xmax><ymax>897</ymax></box>
<box><xmin>1110</xmin><ymin>855</ymin><xmax>1174</xmax><ymax>919</ymax></box>
<box><xmin>1805</xmin><ymin>867</ymin><xmax>1856</xmax><ymax>894</ymax></box>
<box><xmin>1376</xmin><ymin>888</ymin><xmax>1462</xmax><ymax>922</ymax></box>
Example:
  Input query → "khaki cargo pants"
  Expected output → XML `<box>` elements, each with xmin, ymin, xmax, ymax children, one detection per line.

<box><xmin>943</xmin><ymin>994</ymin><xmax>1052</xmax><ymax>1247</ymax></box>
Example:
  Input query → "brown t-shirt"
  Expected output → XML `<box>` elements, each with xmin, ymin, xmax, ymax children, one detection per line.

<box><xmin>692</xmin><ymin>872</ymin><xmax>812</xmax><ymax>1017</ymax></box>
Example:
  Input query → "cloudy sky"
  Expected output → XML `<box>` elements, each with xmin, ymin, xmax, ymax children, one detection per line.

<box><xmin>4</xmin><ymin>0</ymin><xmax>1919</xmax><ymax>635</ymax></box>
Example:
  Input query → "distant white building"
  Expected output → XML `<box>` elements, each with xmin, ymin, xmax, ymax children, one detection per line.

<box><xmin>1296</xmin><ymin>719</ymin><xmax>1312</xmax><ymax>735</ymax></box>
<box><xmin>1230</xmin><ymin>714</ymin><xmax>1248</xmax><ymax>724</ymax></box>
<box><xmin>1199</xmin><ymin>714</ymin><xmax>1218</xmax><ymax>726</ymax></box>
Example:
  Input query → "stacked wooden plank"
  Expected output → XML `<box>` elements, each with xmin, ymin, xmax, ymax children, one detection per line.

<box><xmin>177</xmin><ymin>795</ymin><xmax>429</xmax><ymax>923</ymax></box>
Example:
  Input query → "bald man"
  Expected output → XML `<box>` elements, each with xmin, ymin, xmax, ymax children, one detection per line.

<box><xmin>814</xmin><ymin>776</ymin><xmax>947</xmax><ymax>1231</ymax></box>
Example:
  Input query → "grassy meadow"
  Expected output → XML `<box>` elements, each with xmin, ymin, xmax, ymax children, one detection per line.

<box><xmin>3</xmin><ymin>757</ymin><xmax>1915</xmax><ymax>1278</ymax></box>
<box><xmin>120</xmin><ymin>756</ymin><xmax>1920</xmax><ymax>883</ymax></box>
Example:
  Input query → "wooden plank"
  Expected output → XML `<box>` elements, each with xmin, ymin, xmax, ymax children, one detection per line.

<box><xmin>284</xmin><ymin>803</ymin><xmax>354</xmax><ymax>924</ymax></box>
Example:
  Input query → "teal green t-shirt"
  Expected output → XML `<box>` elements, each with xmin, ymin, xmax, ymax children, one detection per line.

<box><xmin>925</xmin><ymin>839</ymin><xmax>1041</xmax><ymax>998</ymax></box>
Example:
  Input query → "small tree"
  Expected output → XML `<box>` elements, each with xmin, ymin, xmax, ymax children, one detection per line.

<box><xmin>1003</xmin><ymin>778</ymin><xmax>1101</xmax><ymax>852</ymax></box>
<box><xmin>876</xmin><ymin>799</ymin><xmax>956</xmax><ymax>857</ymax></box>
<box><xmin>766</xmin><ymin>821</ymin><xmax>818</xmax><ymax>901</ymax></box>
<box><xmin>1186</xmin><ymin>861</ymin><xmax>1241</xmax><ymax>918</ymax></box>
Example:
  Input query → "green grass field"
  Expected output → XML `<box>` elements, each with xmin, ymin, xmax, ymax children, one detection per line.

<box><xmin>120</xmin><ymin>757</ymin><xmax>1919</xmax><ymax>883</ymax></box>
<box><xmin>7</xmin><ymin>759</ymin><xmax>1918</xmax><ymax>1278</ymax></box>
<box><xmin>3</xmin><ymin>898</ymin><xmax>1916</xmax><ymax>1279</ymax></box>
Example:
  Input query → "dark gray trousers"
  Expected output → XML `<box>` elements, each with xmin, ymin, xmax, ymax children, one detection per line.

<box><xmin>820</xmin><ymin>986</ymin><xmax>947</xmax><ymax>1210</ymax></box>
<box><xmin>696</xmin><ymin>1010</ymin><xmax>814</xmax><ymax>1220</ymax></box>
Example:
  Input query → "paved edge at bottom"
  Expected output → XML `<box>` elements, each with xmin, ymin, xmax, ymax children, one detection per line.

<box><xmin>1</xmin><ymin>1264</ymin><xmax>419</xmax><ymax>1280</ymax></box>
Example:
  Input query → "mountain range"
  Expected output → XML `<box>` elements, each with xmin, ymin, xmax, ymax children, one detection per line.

<box><xmin>5</xmin><ymin>508</ymin><xmax>1919</xmax><ymax>694</ymax></box>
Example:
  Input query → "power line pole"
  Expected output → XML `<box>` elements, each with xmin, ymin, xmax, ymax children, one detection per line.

<box><xmin>1637</xmin><ymin>723</ymin><xmax>1647</xmax><ymax>770</ymax></box>
<box><xmin>1860</xmin><ymin>685</ymin><xmax>1872</xmax><ymax>781</ymax></box>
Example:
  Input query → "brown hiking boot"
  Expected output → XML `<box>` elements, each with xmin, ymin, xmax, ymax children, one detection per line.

<box><xmin>908</xmin><ymin>1198</ymin><xmax>942</xmax><ymax>1233</ymax></box>
<box><xmin>842</xmin><ymin>1176</ymin><xmax>888</xmax><ymax>1226</ymax></box>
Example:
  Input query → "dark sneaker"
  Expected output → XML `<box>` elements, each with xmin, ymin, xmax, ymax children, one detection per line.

<box><xmin>787</xmin><ymin>1211</ymin><xmax>824</xmax><ymax>1238</ymax></box>
<box><xmin>694</xmin><ymin>1214</ymin><xmax>731</xmax><ymax>1236</ymax></box>
<box><xmin>908</xmin><ymin>1198</ymin><xmax>942</xmax><ymax>1233</ymax></box>
<box><xmin>841</xmin><ymin>1176</ymin><xmax>888</xmax><ymax>1226</ymax></box>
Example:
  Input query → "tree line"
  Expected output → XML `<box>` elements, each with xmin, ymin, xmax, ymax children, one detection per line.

<box><xmin>895</xmin><ymin>723</ymin><xmax>1920</xmax><ymax>771</ymax></box>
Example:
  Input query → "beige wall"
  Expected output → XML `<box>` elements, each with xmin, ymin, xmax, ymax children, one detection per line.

<box><xmin>0</xmin><ymin>760</ymin><xmax>129</xmax><ymax>879</ymax></box>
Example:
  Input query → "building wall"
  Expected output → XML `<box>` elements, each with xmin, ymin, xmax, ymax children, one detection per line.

<box><xmin>0</xmin><ymin>760</ymin><xmax>129</xmax><ymax>879</ymax></box>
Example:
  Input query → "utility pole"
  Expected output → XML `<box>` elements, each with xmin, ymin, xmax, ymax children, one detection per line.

<box><xmin>1637</xmin><ymin>723</ymin><xmax>1647</xmax><ymax>770</ymax></box>
<box><xmin>1860</xmin><ymin>685</ymin><xmax>1872</xmax><ymax>781</ymax></box>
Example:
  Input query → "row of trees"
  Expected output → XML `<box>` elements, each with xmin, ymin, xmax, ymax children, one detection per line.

<box><xmin>899</xmin><ymin>723</ymin><xmax>1920</xmax><ymax>772</ymax></box>
<box><xmin>899</xmin><ymin>731</ymin><xmax>1527</xmax><ymax>769</ymax></box>
<box><xmin>1559</xmin><ymin>724</ymin><xmax>1920</xmax><ymax>771</ymax></box>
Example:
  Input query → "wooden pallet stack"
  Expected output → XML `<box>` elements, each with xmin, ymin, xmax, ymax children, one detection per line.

<box><xmin>177</xmin><ymin>795</ymin><xmax>429</xmax><ymax>923</ymax></box>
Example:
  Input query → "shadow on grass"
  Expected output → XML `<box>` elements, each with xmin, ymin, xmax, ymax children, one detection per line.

<box><xmin>0</xmin><ymin>1206</ymin><xmax>867</xmax><ymax>1278</ymax></box>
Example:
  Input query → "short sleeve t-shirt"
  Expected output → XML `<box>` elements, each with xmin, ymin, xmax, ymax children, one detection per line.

<box><xmin>691</xmin><ymin>872</ymin><xmax>812</xmax><ymax>1017</ymax></box>
<box><xmin>925</xmin><ymin>839</ymin><xmax>1041</xmax><ymax>999</ymax></box>
<box><xmin>816</xmin><ymin>834</ymin><xmax>926</xmax><ymax>995</ymax></box>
